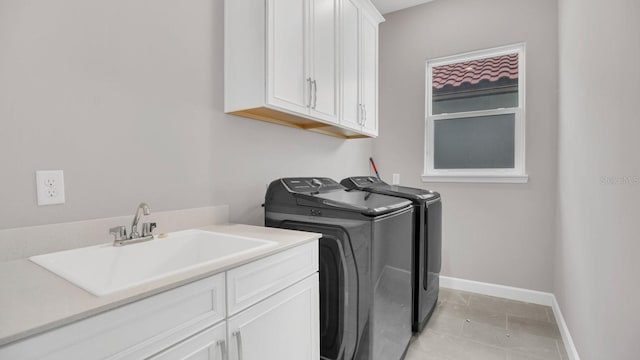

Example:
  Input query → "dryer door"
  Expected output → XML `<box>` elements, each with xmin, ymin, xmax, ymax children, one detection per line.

<box><xmin>425</xmin><ymin>199</ymin><xmax>442</xmax><ymax>290</ymax></box>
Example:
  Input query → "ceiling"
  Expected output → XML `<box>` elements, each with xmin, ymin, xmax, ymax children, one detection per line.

<box><xmin>370</xmin><ymin>0</ymin><xmax>435</xmax><ymax>14</ymax></box>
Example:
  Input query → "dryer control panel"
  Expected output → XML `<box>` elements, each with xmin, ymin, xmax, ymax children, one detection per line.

<box><xmin>281</xmin><ymin>178</ymin><xmax>343</xmax><ymax>193</ymax></box>
<box><xmin>342</xmin><ymin>176</ymin><xmax>386</xmax><ymax>190</ymax></box>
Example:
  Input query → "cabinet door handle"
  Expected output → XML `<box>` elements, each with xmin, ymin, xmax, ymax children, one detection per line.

<box><xmin>358</xmin><ymin>104</ymin><xmax>363</xmax><ymax>125</ymax></box>
<box><xmin>233</xmin><ymin>330</ymin><xmax>243</xmax><ymax>360</ymax></box>
<box><xmin>312</xmin><ymin>80</ymin><xmax>318</xmax><ymax>109</ymax></box>
<box><xmin>307</xmin><ymin>78</ymin><xmax>312</xmax><ymax>108</ymax></box>
<box><xmin>216</xmin><ymin>339</ymin><xmax>227</xmax><ymax>360</ymax></box>
<box><xmin>363</xmin><ymin>104</ymin><xmax>367</xmax><ymax>125</ymax></box>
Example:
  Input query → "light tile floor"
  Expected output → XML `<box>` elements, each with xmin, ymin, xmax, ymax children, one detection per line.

<box><xmin>405</xmin><ymin>288</ymin><xmax>568</xmax><ymax>360</ymax></box>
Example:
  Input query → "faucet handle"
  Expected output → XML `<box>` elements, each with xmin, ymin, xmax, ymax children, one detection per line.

<box><xmin>109</xmin><ymin>226</ymin><xmax>127</xmax><ymax>241</ymax></box>
<box><xmin>142</xmin><ymin>222</ymin><xmax>157</xmax><ymax>237</ymax></box>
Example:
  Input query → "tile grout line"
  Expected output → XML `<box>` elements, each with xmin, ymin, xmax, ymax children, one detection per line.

<box><xmin>423</xmin><ymin>327</ymin><xmax>510</xmax><ymax>357</ymax></box>
<box><xmin>461</xmin><ymin>334</ymin><xmax>507</xmax><ymax>353</ymax></box>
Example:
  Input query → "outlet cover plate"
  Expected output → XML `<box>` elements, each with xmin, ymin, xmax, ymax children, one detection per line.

<box><xmin>36</xmin><ymin>170</ymin><xmax>66</xmax><ymax>206</ymax></box>
<box><xmin>392</xmin><ymin>173</ymin><xmax>400</xmax><ymax>185</ymax></box>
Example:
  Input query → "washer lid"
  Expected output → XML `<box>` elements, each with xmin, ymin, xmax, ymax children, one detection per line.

<box><xmin>312</xmin><ymin>190</ymin><xmax>412</xmax><ymax>216</ymax></box>
<box><xmin>372</xmin><ymin>185</ymin><xmax>440</xmax><ymax>201</ymax></box>
<box><xmin>341</xmin><ymin>176</ymin><xmax>440</xmax><ymax>202</ymax></box>
<box><xmin>277</xmin><ymin>177</ymin><xmax>412</xmax><ymax>216</ymax></box>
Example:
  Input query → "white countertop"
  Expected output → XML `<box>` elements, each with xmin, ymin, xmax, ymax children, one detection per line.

<box><xmin>0</xmin><ymin>224</ymin><xmax>320</xmax><ymax>347</ymax></box>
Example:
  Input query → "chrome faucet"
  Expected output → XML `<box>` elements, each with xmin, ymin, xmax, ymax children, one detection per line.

<box><xmin>109</xmin><ymin>202</ymin><xmax>157</xmax><ymax>247</ymax></box>
<box><xmin>130</xmin><ymin>202</ymin><xmax>150</xmax><ymax>239</ymax></box>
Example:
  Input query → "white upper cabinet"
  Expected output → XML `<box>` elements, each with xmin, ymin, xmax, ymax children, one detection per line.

<box><xmin>266</xmin><ymin>0</ymin><xmax>310</xmax><ymax>115</ymax></box>
<box><xmin>340</xmin><ymin>0</ymin><xmax>362</xmax><ymax>131</ymax></box>
<box><xmin>339</xmin><ymin>0</ymin><xmax>380</xmax><ymax>136</ymax></box>
<box><xmin>267</xmin><ymin>0</ymin><xmax>339</xmax><ymax>123</ymax></box>
<box><xmin>309</xmin><ymin>0</ymin><xmax>339</xmax><ymax>123</ymax></box>
<box><xmin>225</xmin><ymin>0</ymin><xmax>383</xmax><ymax>139</ymax></box>
<box><xmin>360</xmin><ymin>13</ymin><xmax>379</xmax><ymax>135</ymax></box>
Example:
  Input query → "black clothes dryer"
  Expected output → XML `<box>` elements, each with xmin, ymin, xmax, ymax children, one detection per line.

<box><xmin>265</xmin><ymin>177</ymin><xmax>414</xmax><ymax>360</ymax></box>
<box><xmin>341</xmin><ymin>176</ymin><xmax>442</xmax><ymax>333</ymax></box>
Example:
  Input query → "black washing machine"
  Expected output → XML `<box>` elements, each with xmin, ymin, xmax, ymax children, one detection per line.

<box><xmin>341</xmin><ymin>176</ymin><xmax>442</xmax><ymax>333</ymax></box>
<box><xmin>265</xmin><ymin>177</ymin><xmax>414</xmax><ymax>360</ymax></box>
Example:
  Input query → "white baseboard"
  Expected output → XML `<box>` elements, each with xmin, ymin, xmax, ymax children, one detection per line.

<box><xmin>551</xmin><ymin>295</ymin><xmax>581</xmax><ymax>360</ymax></box>
<box><xmin>440</xmin><ymin>276</ymin><xmax>580</xmax><ymax>360</ymax></box>
<box><xmin>440</xmin><ymin>275</ymin><xmax>554</xmax><ymax>305</ymax></box>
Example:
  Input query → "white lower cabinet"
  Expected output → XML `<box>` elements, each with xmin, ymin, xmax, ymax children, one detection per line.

<box><xmin>227</xmin><ymin>274</ymin><xmax>319</xmax><ymax>360</ymax></box>
<box><xmin>0</xmin><ymin>240</ymin><xmax>319</xmax><ymax>360</ymax></box>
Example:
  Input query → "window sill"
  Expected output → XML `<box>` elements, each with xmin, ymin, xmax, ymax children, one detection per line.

<box><xmin>421</xmin><ymin>174</ymin><xmax>529</xmax><ymax>184</ymax></box>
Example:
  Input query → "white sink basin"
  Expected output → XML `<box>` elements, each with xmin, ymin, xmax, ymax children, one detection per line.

<box><xmin>30</xmin><ymin>229</ymin><xmax>277</xmax><ymax>296</ymax></box>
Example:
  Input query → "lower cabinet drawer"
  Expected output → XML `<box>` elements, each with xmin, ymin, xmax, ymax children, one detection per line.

<box><xmin>148</xmin><ymin>321</ymin><xmax>227</xmax><ymax>360</ymax></box>
<box><xmin>0</xmin><ymin>273</ymin><xmax>225</xmax><ymax>360</ymax></box>
<box><xmin>226</xmin><ymin>240</ymin><xmax>319</xmax><ymax>315</ymax></box>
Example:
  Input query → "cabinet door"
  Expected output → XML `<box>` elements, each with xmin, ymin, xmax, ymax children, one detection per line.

<box><xmin>267</xmin><ymin>0</ymin><xmax>311</xmax><ymax>114</ymax></box>
<box><xmin>309</xmin><ymin>0</ymin><xmax>339</xmax><ymax>123</ymax></box>
<box><xmin>340</xmin><ymin>0</ymin><xmax>362</xmax><ymax>131</ymax></box>
<box><xmin>227</xmin><ymin>274</ymin><xmax>319</xmax><ymax>360</ymax></box>
<box><xmin>360</xmin><ymin>14</ymin><xmax>378</xmax><ymax>136</ymax></box>
<box><xmin>149</xmin><ymin>322</ymin><xmax>227</xmax><ymax>360</ymax></box>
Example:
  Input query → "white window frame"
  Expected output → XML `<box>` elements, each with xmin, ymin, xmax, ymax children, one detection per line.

<box><xmin>423</xmin><ymin>43</ymin><xmax>528</xmax><ymax>184</ymax></box>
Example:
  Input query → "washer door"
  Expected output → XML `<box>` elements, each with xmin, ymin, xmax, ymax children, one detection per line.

<box><xmin>279</xmin><ymin>221</ymin><xmax>360</xmax><ymax>360</ymax></box>
<box><xmin>319</xmin><ymin>236</ymin><xmax>348</xmax><ymax>359</ymax></box>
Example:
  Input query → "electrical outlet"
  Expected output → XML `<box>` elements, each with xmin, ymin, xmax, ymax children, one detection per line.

<box><xmin>392</xmin><ymin>173</ymin><xmax>400</xmax><ymax>185</ymax></box>
<box><xmin>36</xmin><ymin>170</ymin><xmax>66</xmax><ymax>206</ymax></box>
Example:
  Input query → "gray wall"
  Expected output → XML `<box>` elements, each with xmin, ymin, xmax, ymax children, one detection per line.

<box><xmin>556</xmin><ymin>0</ymin><xmax>640</xmax><ymax>358</ymax></box>
<box><xmin>376</xmin><ymin>0</ymin><xmax>559</xmax><ymax>292</ymax></box>
<box><xmin>0</xmin><ymin>0</ymin><xmax>372</xmax><ymax>230</ymax></box>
